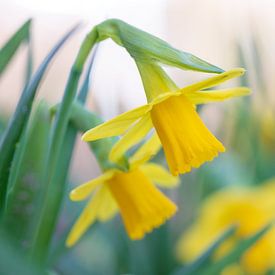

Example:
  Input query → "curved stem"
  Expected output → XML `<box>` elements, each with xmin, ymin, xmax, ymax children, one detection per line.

<box><xmin>30</xmin><ymin>27</ymin><xmax>98</xmax><ymax>267</ymax></box>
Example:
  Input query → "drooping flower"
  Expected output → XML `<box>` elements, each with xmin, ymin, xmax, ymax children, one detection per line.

<box><xmin>82</xmin><ymin>64</ymin><xmax>250</xmax><ymax>175</ymax></box>
<box><xmin>66</xmin><ymin>134</ymin><xmax>178</xmax><ymax>247</ymax></box>
<box><xmin>176</xmin><ymin>179</ymin><xmax>275</xmax><ymax>275</ymax></box>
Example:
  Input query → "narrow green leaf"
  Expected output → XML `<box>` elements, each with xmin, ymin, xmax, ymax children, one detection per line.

<box><xmin>0</xmin><ymin>233</ymin><xmax>41</xmax><ymax>275</ymax></box>
<box><xmin>77</xmin><ymin>45</ymin><xmax>98</xmax><ymax>103</ymax></box>
<box><xmin>97</xmin><ymin>19</ymin><xmax>224</xmax><ymax>73</ymax></box>
<box><xmin>30</xmin><ymin>28</ymin><xmax>98</xmax><ymax>265</ymax></box>
<box><xmin>3</xmin><ymin>101</ymin><xmax>51</xmax><ymax>253</ymax></box>
<box><xmin>0</xmin><ymin>24</ymin><xmax>80</xmax><ymax>214</ymax></box>
<box><xmin>24</xmin><ymin>34</ymin><xmax>33</xmax><ymax>84</ymax></box>
<box><xmin>173</xmin><ymin>225</ymin><xmax>237</xmax><ymax>275</ymax></box>
<box><xmin>42</xmin><ymin>51</ymin><xmax>98</xmax><ymax>259</ymax></box>
<box><xmin>0</xmin><ymin>19</ymin><xmax>31</xmax><ymax>75</ymax></box>
<box><xmin>201</xmin><ymin>223</ymin><xmax>272</xmax><ymax>275</ymax></box>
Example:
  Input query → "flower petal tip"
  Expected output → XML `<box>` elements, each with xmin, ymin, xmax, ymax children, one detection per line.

<box><xmin>173</xmin><ymin>177</ymin><xmax>180</xmax><ymax>186</ymax></box>
<box><xmin>65</xmin><ymin>237</ymin><xmax>75</xmax><ymax>248</ymax></box>
<box><xmin>242</xmin><ymin>87</ymin><xmax>251</xmax><ymax>95</ymax></box>
<box><xmin>69</xmin><ymin>190</ymin><xmax>80</xmax><ymax>201</ymax></box>
<box><xmin>81</xmin><ymin>132</ymin><xmax>90</xmax><ymax>141</ymax></box>
<box><xmin>231</xmin><ymin>67</ymin><xmax>246</xmax><ymax>76</ymax></box>
<box><xmin>128</xmin><ymin>203</ymin><xmax>178</xmax><ymax>240</ymax></box>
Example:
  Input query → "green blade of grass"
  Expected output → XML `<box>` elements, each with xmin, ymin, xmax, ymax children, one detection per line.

<box><xmin>3</xmin><ymin>101</ymin><xmax>51</xmax><ymax>253</ymax></box>
<box><xmin>24</xmin><ymin>34</ymin><xmax>33</xmax><ymax>84</ymax></box>
<box><xmin>201</xmin><ymin>223</ymin><xmax>272</xmax><ymax>275</ymax></box>
<box><xmin>0</xmin><ymin>24</ymin><xmax>80</xmax><ymax>215</ymax></box>
<box><xmin>30</xmin><ymin>29</ymin><xmax>98</xmax><ymax>266</ymax></box>
<box><xmin>43</xmin><ymin>50</ymin><xmax>98</xmax><ymax>263</ymax></box>
<box><xmin>173</xmin><ymin>225</ymin><xmax>237</xmax><ymax>275</ymax></box>
<box><xmin>0</xmin><ymin>19</ymin><xmax>31</xmax><ymax>75</ymax></box>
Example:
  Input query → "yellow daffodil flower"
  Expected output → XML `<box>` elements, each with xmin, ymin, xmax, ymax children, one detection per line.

<box><xmin>82</xmin><ymin>64</ymin><xmax>250</xmax><ymax>176</ymax></box>
<box><xmin>66</xmin><ymin>134</ymin><xmax>179</xmax><ymax>247</ymax></box>
<box><xmin>176</xmin><ymin>179</ymin><xmax>275</xmax><ymax>274</ymax></box>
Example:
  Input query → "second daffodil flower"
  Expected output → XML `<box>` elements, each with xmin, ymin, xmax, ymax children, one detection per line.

<box><xmin>82</xmin><ymin>63</ymin><xmax>250</xmax><ymax>176</ymax></box>
<box><xmin>66</xmin><ymin>134</ymin><xmax>178</xmax><ymax>247</ymax></box>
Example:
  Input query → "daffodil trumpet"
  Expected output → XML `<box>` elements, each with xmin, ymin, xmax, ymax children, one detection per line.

<box><xmin>82</xmin><ymin>65</ymin><xmax>250</xmax><ymax>176</ymax></box>
<box><xmin>66</xmin><ymin>102</ymin><xmax>179</xmax><ymax>247</ymax></box>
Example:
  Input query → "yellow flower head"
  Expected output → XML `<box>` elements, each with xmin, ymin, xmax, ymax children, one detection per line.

<box><xmin>66</xmin><ymin>134</ymin><xmax>178</xmax><ymax>247</ymax></box>
<box><xmin>82</xmin><ymin>64</ymin><xmax>250</xmax><ymax>176</ymax></box>
<box><xmin>176</xmin><ymin>180</ymin><xmax>275</xmax><ymax>274</ymax></box>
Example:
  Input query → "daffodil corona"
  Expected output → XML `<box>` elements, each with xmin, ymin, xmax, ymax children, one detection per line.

<box><xmin>67</xmin><ymin>135</ymin><xmax>178</xmax><ymax>247</ymax></box>
<box><xmin>82</xmin><ymin>65</ymin><xmax>250</xmax><ymax>175</ymax></box>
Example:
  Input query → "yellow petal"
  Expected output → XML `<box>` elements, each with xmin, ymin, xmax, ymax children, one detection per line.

<box><xmin>66</xmin><ymin>189</ymin><xmax>102</xmax><ymax>247</ymax></box>
<box><xmin>140</xmin><ymin>163</ymin><xmax>179</xmax><ymax>188</ymax></box>
<box><xmin>151</xmin><ymin>91</ymin><xmax>181</xmax><ymax>106</ymax></box>
<box><xmin>69</xmin><ymin>171</ymin><xmax>114</xmax><ymax>201</ymax></box>
<box><xmin>180</xmin><ymin>68</ymin><xmax>245</xmax><ymax>94</ymax></box>
<box><xmin>82</xmin><ymin>104</ymin><xmax>151</xmax><ymax>141</ymax></box>
<box><xmin>151</xmin><ymin>94</ymin><xmax>225</xmax><ymax>175</ymax></box>
<box><xmin>186</xmin><ymin>87</ymin><xmax>250</xmax><ymax>105</ymax></box>
<box><xmin>97</xmin><ymin>185</ymin><xmax>118</xmax><ymax>221</ymax></box>
<box><xmin>106</xmin><ymin>169</ymin><xmax>177</xmax><ymax>240</ymax></box>
<box><xmin>129</xmin><ymin>133</ymin><xmax>162</xmax><ymax>169</ymax></box>
<box><xmin>109</xmin><ymin>114</ymin><xmax>152</xmax><ymax>162</ymax></box>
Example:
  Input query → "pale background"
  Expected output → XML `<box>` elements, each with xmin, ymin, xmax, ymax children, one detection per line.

<box><xmin>0</xmin><ymin>0</ymin><xmax>274</xmax><ymax>182</ymax></box>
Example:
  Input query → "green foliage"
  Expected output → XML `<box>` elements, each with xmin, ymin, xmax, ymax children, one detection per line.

<box><xmin>0</xmin><ymin>234</ymin><xmax>41</xmax><ymax>275</ymax></box>
<box><xmin>2</xmin><ymin>101</ymin><xmax>51</xmax><ymax>253</ymax></box>
<box><xmin>0</xmin><ymin>19</ymin><xmax>31</xmax><ymax>75</ymax></box>
<box><xmin>29</xmin><ymin>26</ymin><xmax>97</xmax><ymax>267</ymax></box>
<box><xmin>223</xmin><ymin>37</ymin><xmax>275</xmax><ymax>184</ymax></box>
<box><xmin>0</xmin><ymin>23</ymin><xmax>79</xmax><ymax>214</ymax></box>
<box><xmin>29</xmin><ymin>50</ymin><xmax>97</xmax><ymax>267</ymax></box>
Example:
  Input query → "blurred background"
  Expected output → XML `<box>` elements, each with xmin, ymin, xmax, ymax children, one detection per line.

<box><xmin>1</xmin><ymin>0</ymin><xmax>275</xmax><ymax>274</ymax></box>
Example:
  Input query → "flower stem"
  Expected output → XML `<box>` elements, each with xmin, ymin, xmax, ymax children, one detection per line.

<box><xmin>30</xmin><ymin>27</ymin><xmax>98</xmax><ymax>267</ymax></box>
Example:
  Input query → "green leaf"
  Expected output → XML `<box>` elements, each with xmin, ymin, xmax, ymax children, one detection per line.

<box><xmin>201</xmin><ymin>223</ymin><xmax>272</xmax><ymax>275</ymax></box>
<box><xmin>173</xmin><ymin>225</ymin><xmax>237</xmax><ymax>275</ymax></box>
<box><xmin>97</xmin><ymin>19</ymin><xmax>224</xmax><ymax>73</ymax></box>
<box><xmin>24</xmin><ymin>34</ymin><xmax>33</xmax><ymax>84</ymax></box>
<box><xmin>0</xmin><ymin>19</ymin><xmax>31</xmax><ymax>75</ymax></box>
<box><xmin>0</xmin><ymin>23</ymin><xmax>80</xmax><ymax>214</ymax></box>
<box><xmin>41</xmin><ymin>51</ymin><xmax>98</xmax><ymax>254</ymax></box>
<box><xmin>3</xmin><ymin>101</ymin><xmax>51</xmax><ymax>253</ymax></box>
<box><xmin>30</xmin><ymin>30</ymin><xmax>98</xmax><ymax>265</ymax></box>
<box><xmin>0</xmin><ymin>233</ymin><xmax>42</xmax><ymax>275</ymax></box>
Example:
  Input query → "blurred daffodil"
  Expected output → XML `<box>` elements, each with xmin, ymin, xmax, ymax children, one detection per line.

<box><xmin>176</xmin><ymin>179</ymin><xmax>275</xmax><ymax>274</ymax></box>
<box><xmin>66</xmin><ymin>134</ymin><xmax>178</xmax><ymax>247</ymax></box>
<box><xmin>82</xmin><ymin>64</ymin><xmax>250</xmax><ymax>175</ymax></box>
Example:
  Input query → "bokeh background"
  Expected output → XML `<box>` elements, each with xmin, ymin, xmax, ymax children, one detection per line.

<box><xmin>1</xmin><ymin>0</ymin><xmax>275</xmax><ymax>274</ymax></box>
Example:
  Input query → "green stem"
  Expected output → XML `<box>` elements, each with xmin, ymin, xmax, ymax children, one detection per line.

<box><xmin>135</xmin><ymin>61</ymin><xmax>178</xmax><ymax>102</ymax></box>
<box><xmin>30</xmin><ymin>27</ymin><xmax>98</xmax><ymax>267</ymax></box>
<box><xmin>70</xmin><ymin>102</ymin><xmax>128</xmax><ymax>171</ymax></box>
